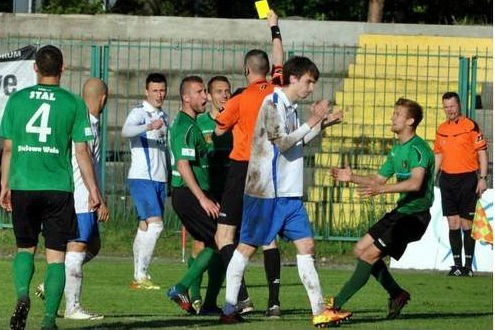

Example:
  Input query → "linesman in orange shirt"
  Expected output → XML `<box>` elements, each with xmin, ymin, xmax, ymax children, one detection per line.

<box><xmin>214</xmin><ymin>10</ymin><xmax>284</xmax><ymax>318</ymax></box>
<box><xmin>433</xmin><ymin>91</ymin><xmax>488</xmax><ymax>277</ymax></box>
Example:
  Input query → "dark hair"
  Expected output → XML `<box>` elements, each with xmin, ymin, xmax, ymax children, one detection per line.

<box><xmin>395</xmin><ymin>98</ymin><xmax>423</xmax><ymax>129</ymax></box>
<box><xmin>207</xmin><ymin>75</ymin><xmax>230</xmax><ymax>94</ymax></box>
<box><xmin>35</xmin><ymin>45</ymin><xmax>63</xmax><ymax>76</ymax></box>
<box><xmin>231</xmin><ymin>87</ymin><xmax>246</xmax><ymax>97</ymax></box>
<box><xmin>146</xmin><ymin>73</ymin><xmax>167</xmax><ymax>89</ymax></box>
<box><xmin>244</xmin><ymin>49</ymin><xmax>270</xmax><ymax>75</ymax></box>
<box><xmin>282</xmin><ymin>56</ymin><xmax>320</xmax><ymax>86</ymax></box>
<box><xmin>442</xmin><ymin>91</ymin><xmax>461</xmax><ymax>104</ymax></box>
<box><xmin>180</xmin><ymin>75</ymin><xmax>204</xmax><ymax>99</ymax></box>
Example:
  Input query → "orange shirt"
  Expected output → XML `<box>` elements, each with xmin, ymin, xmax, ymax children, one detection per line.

<box><xmin>216</xmin><ymin>67</ymin><xmax>282</xmax><ymax>161</ymax></box>
<box><xmin>433</xmin><ymin>116</ymin><xmax>487</xmax><ymax>174</ymax></box>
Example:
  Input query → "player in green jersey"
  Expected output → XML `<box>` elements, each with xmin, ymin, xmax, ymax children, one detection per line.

<box><xmin>0</xmin><ymin>45</ymin><xmax>103</xmax><ymax>330</ymax></box>
<box><xmin>167</xmin><ymin>75</ymin><xmax>221</xmax><ymax>314</ymax></box>
<box><xmin>329</xmin><ymin>98</ymin><xmax>435</xmax><ymax>320</ymax></box>
<box><xmin>187</xmin><ymin>76</ymin><xmax>232</xmax><ymax>314</ymax></box>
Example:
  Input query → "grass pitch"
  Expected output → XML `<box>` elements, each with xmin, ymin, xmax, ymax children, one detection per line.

<box><xmin>0</xmin><ymin>257</ymin><xmax>492</xmax><ymax>330</ymax></box>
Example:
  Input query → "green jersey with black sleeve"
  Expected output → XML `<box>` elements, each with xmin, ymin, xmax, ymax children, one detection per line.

<box><xmin>169</xmin><ymin>111</ymin><xmax>210</xmax><ymax>190</ymax></box>
<box><xmin>378</xmin><ymin>135</ymin><xmax>435</xmax><ymax>214</ymax></box>
<box><xmin>196</xmin><ymin>112</ymin><xmax>232</xmax><ymax>197</ymax></box>
<box><xmin>0</xmin><ymin>84</ymin><xmax>93</xmax><ymax>192</ymax></box>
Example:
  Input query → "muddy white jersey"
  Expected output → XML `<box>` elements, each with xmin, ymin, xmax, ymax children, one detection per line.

<box><xmin>245</xmin><ymin>88</ymin><xmax>319</xmax><ymax>199</ymax></box>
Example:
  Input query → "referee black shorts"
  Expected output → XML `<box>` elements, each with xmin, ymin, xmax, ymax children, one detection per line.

<box><xmin>12</xmin><ymin>190</ymin><xmax>79</xmax><ymax>252</ymax></box>
<box><xmin>369</xmin><ymin>209</ymin><xmax>430</xmax><ymax>260</ymax></box>
<box><xmin>217</xmin><ymin>160</ymin><xmax>248</xmax><ymax>227</ymax></box>
<box><xmin>439</xmin><ymin>171</ymin><xmax>478</xmax><ymax>220</ymax></box>
<box><xmin>172</xmin><ymin>186</ymin><xmax>217</xmax><ymax>248</ymax></box>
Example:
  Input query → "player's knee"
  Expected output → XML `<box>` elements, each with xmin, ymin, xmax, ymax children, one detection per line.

<box><xmin>148</xmin><ymin>221</ymin><xmax>164</xmax><ymax>237</ymax></box>
<box><xmin>353</xmin><ymin>245</ymin><xmax>364</xmax><ymax>257</ymax></box>
<box><xmin>214</xmin><ymin>233</ymin><xmax>224</xmax><ymax>249</ymax></box>
<box><xmin>294</xmin><ymin>237</ymin><xmax>315</xmax><ymax>255</ymax></box>
<box><xmin>138</xmin><ymin>220</ymin><xmax>148</xmax><ymax>231</ymax></box>
<box><xmin>263</xmin><ymin>240</ymin><xmax>277</xmax><ymax>250</ymax></box>
<box><xmin>215</xmin><ymin>226</ymin><xmax>233</xmax><ymax>248</ymax></box>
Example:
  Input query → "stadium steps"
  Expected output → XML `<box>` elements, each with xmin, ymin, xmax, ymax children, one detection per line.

<box><xmin>305</xmin><ymin>34</ymin><xmax>492</xmax><ymax>235</ymax></box>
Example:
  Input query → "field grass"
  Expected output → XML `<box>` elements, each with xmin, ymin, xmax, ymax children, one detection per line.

<box><xmin>0</xmin><ymin>256</ymin><xmax>492</xmax><ymax>330</ymax></box>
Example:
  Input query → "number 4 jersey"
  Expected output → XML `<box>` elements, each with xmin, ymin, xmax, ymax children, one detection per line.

<box><xmin>0</xmin><ymin>84</ymin><xmax>93</xmax><ymax>192</ymax></box>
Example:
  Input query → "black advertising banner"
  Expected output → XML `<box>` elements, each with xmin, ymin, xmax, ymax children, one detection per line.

<box><xmin>0</xmin><ymin>45</ymin><xmax>37</xmax><ymax>123</ymax></box>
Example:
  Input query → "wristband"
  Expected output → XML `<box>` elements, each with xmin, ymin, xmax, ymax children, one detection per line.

<box><xmin>271</xmin><ymin>26</ymin><xmax>282</xmax><ymax>40</ymax></box>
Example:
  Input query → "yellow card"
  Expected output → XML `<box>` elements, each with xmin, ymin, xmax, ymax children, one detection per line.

<box><xmin>255</xmin><ymin>0</ymin><xmax>270</xmax><ymax>19</ymax></box>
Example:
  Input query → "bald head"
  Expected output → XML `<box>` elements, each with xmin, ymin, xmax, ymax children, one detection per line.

<box><xmin>83</xmin><ymin>78</ymin><xmax>108</xmax><ymax>117</ymax></box>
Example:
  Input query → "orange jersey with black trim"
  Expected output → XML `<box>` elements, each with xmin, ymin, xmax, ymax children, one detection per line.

<box><xmin>216</xmin><ymin>66</ymin><xmax>282</xmax><ymax>161</ymax></box>
<box><xmin>433</xmin><ymin>116</ymin><xmax>487</xmax><ymax>174</ymax></box>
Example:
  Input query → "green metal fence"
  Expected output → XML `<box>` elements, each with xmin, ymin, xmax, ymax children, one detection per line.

<box><xmin>0</xmin><ymin>36</ymin><xmax>492</xmax><ymax>241</ymax></box>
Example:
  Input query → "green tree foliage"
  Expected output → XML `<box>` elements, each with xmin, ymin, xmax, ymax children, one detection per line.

<box><xmin>382</xmin><ymin>0</ymin><xmax>492</xmax><ymax>24</ymax></box>
<box><xmin>40</xmin><ymin>0</ymin><xmax>492</xmax><ymax>24</ymax></box>
<box><xmin>41</xmin><ymin>0</ymin><xmax>105</xmax><ymax>14</ymax></box>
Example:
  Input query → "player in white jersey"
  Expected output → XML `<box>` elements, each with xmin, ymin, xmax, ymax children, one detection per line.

<box><xmin>121</xmin><ymin>73</ymin><xmax>169</xmax><ymax>290</ymax></box>
<box><xmin>64</xmin><ymin>78</ymin><xmax>110</xmax><ymax>320</ymax></box>
<box><xmin>220</xmin><ymin>56</ymin><xmax>349</xmax><ymax>327</ymax></box>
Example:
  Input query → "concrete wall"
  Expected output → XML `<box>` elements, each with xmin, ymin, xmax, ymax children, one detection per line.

<box><xmin>1</xmin><ymin>13</ymin><xmax>492</xmax><ymax>46</ymax></box>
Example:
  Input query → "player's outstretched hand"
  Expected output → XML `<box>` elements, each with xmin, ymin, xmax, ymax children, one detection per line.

<box><xmin>331</xmin><ymin>166</ymin><xmax>352</xmax><ymax>182</ymax></box>
<box><xmin>312</xmin><ymin>99</ymin><xmax>331</xmax><ymax>118</ymax></box>
<box><xmin>356</xmin><ymin>183</ymin><xmax>382</xmax><ymax>197</ymax></box>
<box><xmin>199</xmin><ymin>196</ymin><xmax>220</xmax><ymax>219</ymax></box>
<box><xmin>322</xmin><ymin>109</ymin><xmax>343</xmax><ymax>128</ymax></box>
<box><xmin>307</xmin><ymin>100</ymin><xmax>330</xmax><ymax>128</ymax></box>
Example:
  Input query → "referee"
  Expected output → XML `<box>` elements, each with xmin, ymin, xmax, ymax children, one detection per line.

<box><xmin>433</xmin><ymin>91</ymin><xmax>488</xmax><ymax>277</ymax></box>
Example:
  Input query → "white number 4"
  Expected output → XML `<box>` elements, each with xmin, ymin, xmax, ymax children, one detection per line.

<box><xmin>26</xmin><ymin>103</ymin><xmax>52</xmax><ymax>142</ymax></box>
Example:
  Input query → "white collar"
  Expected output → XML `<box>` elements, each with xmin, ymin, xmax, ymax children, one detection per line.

<box><xmin>89</xmin><ymin>113</ymin><xmax>99</xmax><ymax>124</ymax></box>
<box><xmin>274</xmin><ymin>87</ymin><xmax>297</xmax><ymax>111</ymax></box>
<box><xmin>142</xmin><ymin>100</ymin><xmax>162</xmax><ymax>113</ymax></box>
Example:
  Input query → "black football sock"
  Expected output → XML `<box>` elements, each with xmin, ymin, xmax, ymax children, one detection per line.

<box><xmin>449</xmin><ymin>229</ymin><xmax>463</xmax><ymax>267</ymax></box>
<box><xmin>263</xmin><ymin>248</ymin><xmax>281</xmax><ymax>307</ymax></box>
<box><xmin>463</xmin><ymin>229</ymin><xmax>475</xmax><ymax>269</ymax></box>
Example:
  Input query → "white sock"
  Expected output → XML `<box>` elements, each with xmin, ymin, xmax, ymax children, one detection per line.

<box><xmin>297</xmin><ymin>254</ymin><xmax>325</xmax><ymax>315</ymax></box>
<box><xmin>133</xmin><ymin>228</ymin><xmax>147</xmax><ymax>281</ymax></box>
<box><xmin>225</xmin><ymin>250</ymin><xmax>249</xmax><ymax>308</ymax></box>
<box><xmin>65</xmin><ymin>251</ymin><xmax>86</xmax><ymax>314</ymax></box>
<box><xmin>140</xmin><ymin>222</ymin><xmax>163</xmax><ymax>278</ymax></box>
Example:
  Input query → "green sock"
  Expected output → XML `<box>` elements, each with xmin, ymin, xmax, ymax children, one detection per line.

<box><xmin>42</xmin><ymin>263</ymin><xmax>65</xmax><ymax>328</ymax></box>
<box><xmin>371</xmin><ymin>259</ymin><xmax>402</xmax><ymax>298</ymax></box>
<box><xmin>13</xmin><ymin>251</ymin><xmax>35</xmax><ymax>299</ymax></box>
<box><xmin>335</xmin><ymin>259</ymin><xmax>373</xmax><ymax>308</ymax></box>
<box><xmin>203</xmin><ymin>252</ymin><xmax>225</xmax><ymax>308</ymax></box>
<box><xmin>178</xmin><ymin>247</ymin><xmax>214</xmax><ymax>290</ymax></box>
<box><xmin>188</xmin><ymin>256</ymin><xmax>203</xmax><ymax>301</ymax></box>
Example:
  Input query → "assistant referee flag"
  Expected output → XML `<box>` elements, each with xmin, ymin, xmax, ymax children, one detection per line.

<box><xmin>471</xmin><ymin>200</ymin><xmax>493</xmax><ymax>245</ymax></box>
